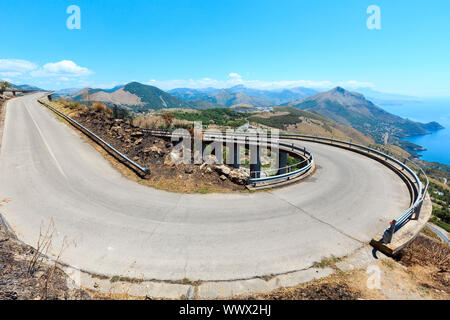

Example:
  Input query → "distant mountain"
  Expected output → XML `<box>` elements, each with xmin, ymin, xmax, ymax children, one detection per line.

<box><xmin>227</xmin><ymin>85</ymin><xmax>318</xmax><ymax>105</ymax></box>
<box><xmin>168</xmin><ymin>88</ymin><xmax>268</xmax><ymax>107</ymax></box>
<box><xmin>189</xmin><ymin>100</ymin><xmax>224</xmax><ymax>110</ymax></box>
<box><xmin>5</xmin><ymin>83</ymin><xmax>44</xmax><ymax>91</ymax></box>
<box><xmin>288</xmin><ymin>87</ymin><xmax>443</xmax><ymax>143</ymax></box>
<box><xmin>15</xmin><ymin>84</ymin><xmax>44</xmax><ymax>91</ymax></box>
<box><xmin>167</xmin><ymin>88</ymin><xmax>214</xmax><ymax>102</ymax></box>
<box><xmin>210</xmin><ymin>89</ymin><xmax>270</xmax><ymax>107</ymax></box>
<box><xmin>168</xmin><ymin>85</ymin><xmax>318</xmax><ymax>107</ymax></box>
<box><xmin>55</xmin><ymin>88</ymin><xmax>82</xmax><ymax>96</ymax></box>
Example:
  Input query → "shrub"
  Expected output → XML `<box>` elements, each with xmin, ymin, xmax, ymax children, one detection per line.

<box><xmin>162</xmin><ymin>112</ymin><xmax>175</xmax><ymax>128</ymax></box>
<box><xmin>92</xmin><ymin>102</ymin><xmax>107</xmax><ymax>113</ymax></box>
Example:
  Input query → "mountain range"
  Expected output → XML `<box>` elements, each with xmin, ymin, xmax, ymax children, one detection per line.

<box><xmin>55</xmin><ymin>81</ymin><xmax>443</xmax><ymax>145</ymax></box>
<box><xmin>168</xmin><ymin>85</ymin><xmax>318</xmax><ymax>107</ymax></box>
<box><xmin>63</xmin><ymin>82</ymin><xmax>193</xmax><ymax>111</ymax></box>
<box><xmin>59</xmin><ymin>82</ymin><xmax>319</xmax><ymax>110</ymax></box>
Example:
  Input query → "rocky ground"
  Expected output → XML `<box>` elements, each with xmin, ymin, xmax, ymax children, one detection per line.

<box><xmin>0</xmin><ymin>211</ymin><xmax>91</xmax><ymax>300</ymax></box>
<box><xmin>68</xmin><ymin>107</ymin><xmax>249</xmax><ymax>193</ymax></box>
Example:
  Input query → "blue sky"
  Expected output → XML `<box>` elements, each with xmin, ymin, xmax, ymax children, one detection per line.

<box><xmin>1</xmin><ymin>0</ymin><xmax>449</xmax><ymax>97</ymax></box>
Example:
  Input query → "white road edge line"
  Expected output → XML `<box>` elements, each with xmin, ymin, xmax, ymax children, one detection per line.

<box><xmin>24</xmin><ymin>102</ymin><xmax>68</xmax><ymax>180</ymax></box>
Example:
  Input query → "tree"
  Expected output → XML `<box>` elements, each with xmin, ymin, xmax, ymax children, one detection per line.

<box><xmin>0</xmin><ymin>81</ymin><xmax>12</xmax><ymax>95</ymax></box>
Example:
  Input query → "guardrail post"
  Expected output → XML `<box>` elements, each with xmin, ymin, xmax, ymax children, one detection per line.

<box><xmin>250</xmin><ymin>145</ymin><xmax>261</xmax><ymax>179</ymax></box>
<box><xmin>382</xmin><ymin>220</ymin><xmax>396</xmax><ymax>244</ymax></box>
<box><xmin>229</xmin><ymin>142</ymin><xmax>240</xmax><ymax>168</ymax></box>
<box><xmin>413</xmin><ymin>201</ymin><xmax>423</xmax><ymax>220</ymax></box>
<box><xmin>277</xmin><ymin>149</ymin><xmax>287</xmax><ymax>175</ymax></box>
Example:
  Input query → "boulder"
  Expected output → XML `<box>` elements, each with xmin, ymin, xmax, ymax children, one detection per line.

<box><xmin>205</xmin><ymin>154</ymin><xmax>219</xmax><ymax>165</ymax></box>
<box><xmin>229</xmin><ymin>168</ymin><xmax>250</xmax><ymax>185</ymax></box>
<box><xmin>131</xmin><ymin>131</ymin><xmax>144</xmax><ymax>137</ymax></box>
<box><xmin>215</xmin><ymin>165</ymin><xmax>231</xmax><ymax>176</ymax></box>
<box><xmin>164</xmin><ymin>155</ymin><xmax>175</xmax><ymax>167</ymax></box>
<box><xmin>144</xmin><ymin>146</ymin><xmax>163</xmax><ymax>155</ymax></box>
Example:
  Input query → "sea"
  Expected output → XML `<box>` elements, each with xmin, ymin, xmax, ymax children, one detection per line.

<box><xmin>379</xmin><ymin>99</ymin><xmax>450</xmax><ymax>166</ymax></box>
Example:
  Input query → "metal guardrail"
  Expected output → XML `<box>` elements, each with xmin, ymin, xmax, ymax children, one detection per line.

<box><xmin>136</xmin><ymin>130</ymin><xmax>427</xmax><ymax>238</ymax></box>
<box><xmin>178</xmin><ymin>130</ymin><xmax>427</xmax><ymax>241</ymax></box>
<box><xmin>247</xmin><ymin>142</ymin><xmax>314</xmax><ymax>184</ymax></box>
<box><xmin>37</xmin><ymin>98</ymin><xmax>150</xmax><ymax>178</ymax></box>
<box><xmin>139</xmin><ymin>129</ymin><xmax>315</xmax><ymax>186</ymax></box>
<box><xmin>274</xmin><ymin>133</ymin><xmax>428</xmax><ymax>243</ymax></box>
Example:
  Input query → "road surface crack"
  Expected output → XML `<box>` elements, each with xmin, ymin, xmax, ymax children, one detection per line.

<box><xmin>269</xmin><ymin>191</ymin><xmax>365</xmax><ymax>244</ymax></box>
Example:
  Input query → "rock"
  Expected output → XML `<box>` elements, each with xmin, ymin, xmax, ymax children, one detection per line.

<box><xmin>215</xmin><ymin>165</ymin><xmax>231</xmax><ymax>176</ymax></box>
<box><xmin>164</xmin><ymin>155</ymin><xmax>175</xmax><ymax>167</ymax></box>
<box><xmin>184</xmin><ymin>167</ymin><xmax>194</xmax><ymax>174</ymax></box>
<box><xmin>143</xmin><ymin>146</ymin><xmax>162</xmax><ymax>154</ymax></box>
<box><xmin>165</xmin><ymin>142</ymin><xmax>173</xmax><ymax>148</ymax></box>
<box><xmin>229</xmin><ymin>168</ymin><xmax>250</xmax><ymax>185</ymax></box>
<box><xmin>170</xmin><ymin>150</ymin><xmax>182</xmax><ymax>164</ymax></box>
<box><xmin>131</xmin><ymin>131</ymin><xmax>144</xmax><ymax>137</ymax></box>
<box><xmin>205</xmin><ymin>154</ymin><xmax>219</xmax><ymax>165</ymax></box>
<box><xmin>165</xmin><ymin>149</ymin><xmax>184</xmax><ymax>167</ymax></box>
<box><xmin>219</xmin><ymin>175</ymin><xmax>227</xmax><ymax>181</ymax></box>
<box><xmin>205</xmin><ymin>167</ymin><xmax>213</xmax><ymax>174</ymax></box>
<box><xmin>151</xmin><ymin>146</ymin><xmax>163</xmax><ymax>154</ymax></box>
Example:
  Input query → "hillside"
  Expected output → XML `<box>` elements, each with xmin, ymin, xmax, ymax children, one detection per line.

<box><xmin>13</xmin><ymin>84</ymin><xmax>44</xmax><ymax>91</ymax></box>
<box><xmin>287</xmin><ymin>87</ymin><xmax>443</xmax><ymax>143</ymax></box>
<box><xmin>123</xmin><ymin>82</ymin><xmax>193</xmax><ymax>110</ymax></box>
<box><xmin>248</xmin><ymin>106</ymin><xmax>374</xmax><ymax>146</ymax></box>
<box><xmin>67</xmin><ymin>82</ymin><xmax>194</xmax><ymax>110</ymax></box>
<box><xmin>1</xmin><ymin>81</ymin><xmax>44</xmax><ymax>92</ymax></box>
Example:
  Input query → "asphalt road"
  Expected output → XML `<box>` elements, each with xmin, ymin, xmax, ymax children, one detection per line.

<box><xmin>426</xmin><ymin>223</ymin><xmax>449</xmax><ymax>245</ymax></box>
<box><xmin>0</xmin><ymin>94</ymin><xmax>411</xmax><ymax>281</ymax></box>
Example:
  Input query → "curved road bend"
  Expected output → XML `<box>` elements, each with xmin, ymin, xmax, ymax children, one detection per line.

<box><xmin>0</xmin><ymin>94</ymin><xmax>411</xmax><ymax>281</ymax></box>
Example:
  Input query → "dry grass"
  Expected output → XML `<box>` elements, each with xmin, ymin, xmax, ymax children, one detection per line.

<box><xmin>235</xmin><ymin>274</ymin><xmax>360</xmax><ymax>300</ymax></box>
<box><xmin>92</xmin><ymin>102</ymin><xmax>108</xmax><ymax>113</ymax></box>
<box><xmin>134</xmin><ymin>114</ymin><xmax>191</xmax><ymax>129</ymax></box>
<box><xmin>397</xmin><ymin>235</ymin><xmax>449</xmax><ymax>272</ymax></box>
<box><xmin>312</xmin><ymin>256</ymin><xmax>343</xmax><ymax>269</ymax></box>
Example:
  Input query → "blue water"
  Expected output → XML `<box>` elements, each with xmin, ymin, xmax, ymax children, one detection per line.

<box><xmin>379</xmin><ymin>99</ymin><xmax>450</xmax><ymax>166</ymax></box>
